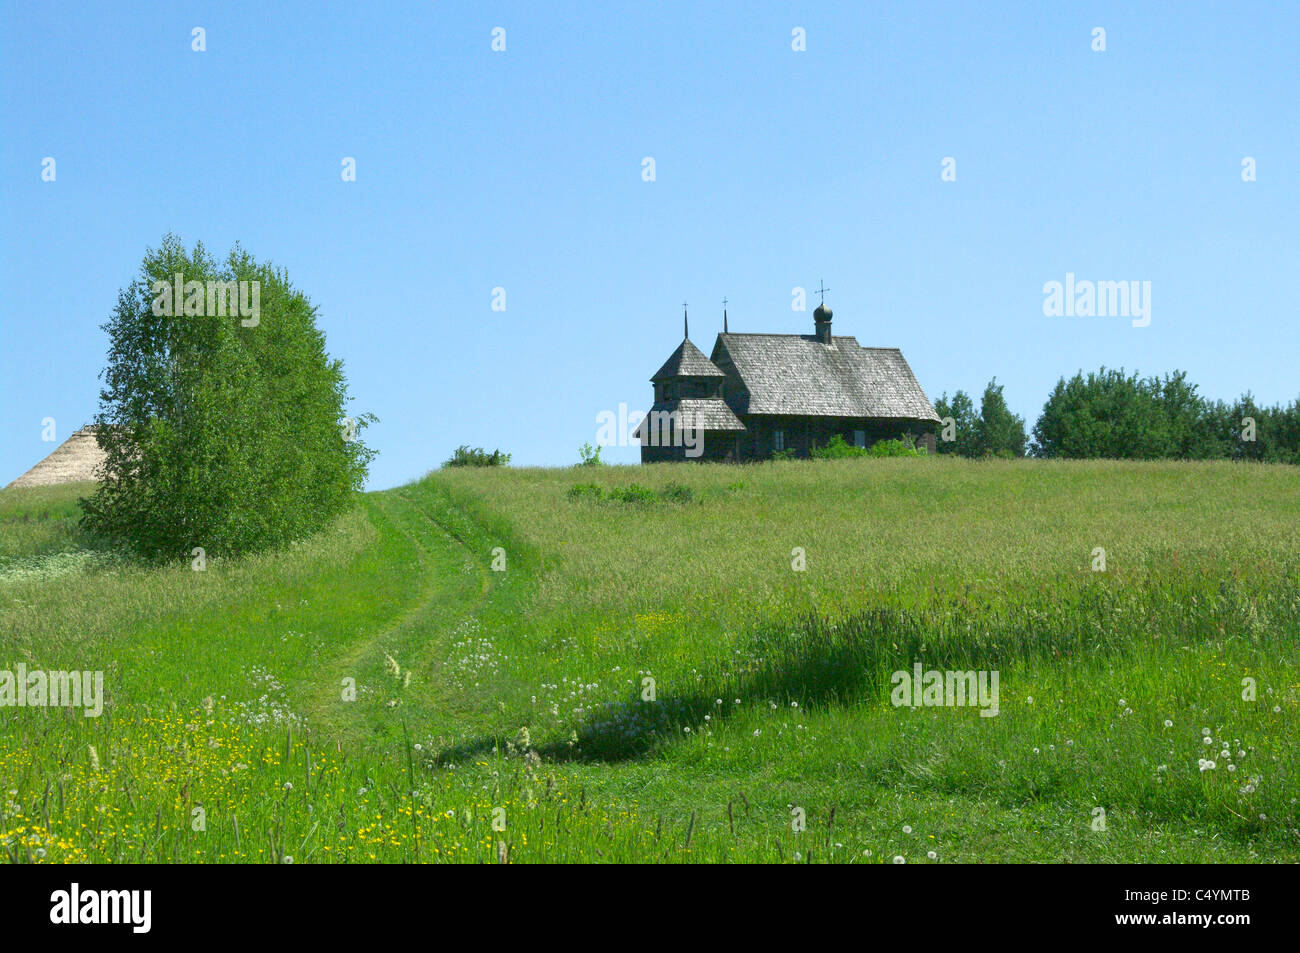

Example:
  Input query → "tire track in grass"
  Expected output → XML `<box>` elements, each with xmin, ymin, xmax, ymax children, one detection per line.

<box><xmin>302</xmin><ymin>485</ymin><xmax>507</xmax><ymax>750</ymax></box>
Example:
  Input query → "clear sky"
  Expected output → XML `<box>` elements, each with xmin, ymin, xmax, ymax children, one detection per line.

<box><xmin>3</xmin><ymin>1</ymin><xmax>1297</xmax><ymax>489</ymax></box>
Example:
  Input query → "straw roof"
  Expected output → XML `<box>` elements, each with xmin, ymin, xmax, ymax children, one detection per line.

<box><xmin>6</xmin><ymin>426</ymin><xmax>109</xmax><ymax>488</ymax></box>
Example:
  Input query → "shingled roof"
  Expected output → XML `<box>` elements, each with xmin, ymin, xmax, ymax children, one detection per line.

<box><xmin>713</xmin><ymin>333</ymin><xmax>940</xmax><ymax>422</ymax></box>
<box><xmin>633</xmin><ymin>397</ymin><xmax>746</xmax><ymax>438</ymax></box>
<box><xmin>7</xmin><ymin>425</ymin><xmax>109</xmax><ymax>488</ymax></box>
<box><xmin>651</xmin><ymin>338</ymin><xmax>726</xmax><ymax>380</ymax></box>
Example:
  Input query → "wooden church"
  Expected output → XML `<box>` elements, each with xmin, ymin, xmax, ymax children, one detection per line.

<box><xmin>637</xmin><ymin>298</ymin><xmax>940</xmax><ymax>462</ymax></box>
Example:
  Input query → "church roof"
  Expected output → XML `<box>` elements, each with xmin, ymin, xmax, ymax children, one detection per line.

<box><xmin>712</xmin><ymin>333</ymin><xmax>940</xmax><ymax>422</ymax></box>
<box><xmin>7</xmin><ymin>426</ymin><xmax>109</xmax><ymax>488</ymax></box>
<box><xmin>633</xmin><ymin>397</ymin><xmax>747</xmax><ymax>435</ymax></box>
<box><xmin>650</xmin><ymin>338</ymin><xmax>726</xmax><ymax>381</ymax></box>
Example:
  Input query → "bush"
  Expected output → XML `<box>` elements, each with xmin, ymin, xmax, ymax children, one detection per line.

<box><xmin>865</xmin><ymin>438</ymin><xmax>922</xmax><ymax>458</ymax></box>
<box><xmin>80</xmin><ymin>235</ymin><xmax>374</xmax><ymax>559</ymax></box>
<box><xmin>566</xmin><ymin>483</ymin><xmax>604</xmax><ymax>502</ymax></box>
<box><xmin>443</xmin><ymin>446</ymin><xmax>511</xmax><ymax>468</ymax></box>
<box><xmin>577</xmin><ymin>443</ymin><xmax>603</xmax><ymax>466</ymax></box>
<box><xmin>608</xmin><ymin>484</ymin><xmax>657</xmax><ymax>504</ymax></box>
<box><xmin>810</xmin><ymin>434</ymin><xmax>867</xmax><ymax>459</ymax></box>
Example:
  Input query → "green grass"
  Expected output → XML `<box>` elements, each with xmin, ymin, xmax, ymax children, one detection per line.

<box><xmin>1</xmin><ymin>458</ymin><xmax>1297</xmax><ymax>863</ymax></box>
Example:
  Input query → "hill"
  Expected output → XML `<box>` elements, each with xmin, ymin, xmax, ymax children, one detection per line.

<box><xmin>1</xmin><ymin>458</ymin><xmax>1297</xmax><ymax>863</ymax></box>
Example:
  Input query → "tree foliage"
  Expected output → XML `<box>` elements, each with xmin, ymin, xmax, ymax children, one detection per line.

<box><xmin>80</xmin><ymin>235</ymin><xmax>374</xmax><ymax>558</ymax></box>
<box><xmin>935</xmin><ymin>382</ymin><xmax>1025</xmax><ymax>457</ymax></box>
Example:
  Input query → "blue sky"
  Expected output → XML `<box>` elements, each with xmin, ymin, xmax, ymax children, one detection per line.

<box><xmin>3</xmin><ymin>1</ymin><xmax>1297</xmax><ymax>489</ymax></box>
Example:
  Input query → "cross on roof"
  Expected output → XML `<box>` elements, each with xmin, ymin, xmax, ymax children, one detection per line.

<box><xmin>816</xmin><ymin>280</ymin><xmax>831</xmax><ymax>303</ymax></box>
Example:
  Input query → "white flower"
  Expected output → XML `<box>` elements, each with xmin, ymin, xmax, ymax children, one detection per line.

<box><xmin>283</xmin><ymin>781</ymin><xmax>293</xmax><ymax>791</ymax></box>
<box><xmin>902</xmin><ymin>825</ymin><xmax>912</xmax><ymax>834</ymax></box>
<box><xmin>892</xmin><ymin>855</ymin><xmax>905</xmax><ymax>864</ymax></box>
<box><xmin>927</xmin><ymin>851</ymin><xmax>937</xmax><ymax>860</ymax></box>
<box><xmin>1202</xmin><ymin>727</ymin><xmax>1212</xmax><ymax>736</ymax></box>
<box><xmin>1198</xmin><ymin>759</ymin><xmax>1216</xmax><ymax>772</ymax></box>
<box><xmin>1163</xmin><ymin>720</ymin><xmax>1173</xmax><ymax>728</ymax></box>
<box><xmin>282</xmin><ymin>855</ymin><xmax>294</xmax><ymax>864</ymax></box>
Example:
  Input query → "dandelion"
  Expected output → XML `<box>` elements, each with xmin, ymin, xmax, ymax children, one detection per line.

<box><xmin>282</xmin><ymin>855</ymin><xmax>294</xmax><ymax>864</ymax></box>
<box><xmin>1198</xmin><ymin>759</ymin><xmax>1216</xmax><ymax>772</ymax></box>
<box><xmin>283</xmin><ymin>781</ymin><xmax>293</xmax><ymax>791</ymax></box>
<box><xmin>902</xmin><ymin>825</ymin><xmax>912</xmax><ymax>834</ymax></box>
<box><xmin>892</xmin><ymin>855</ymin><xmax>905</xmax><ymax>864</ymax></box>
<box><xmin>1201</xmin><ymin>727</ymin><xmax>1211</xmax><ymax>736</ymax></box>
<box><xmin>1163</xmin><ymin>720</ymin><xmax>1173</xmax><ymax>728</ymax></box>
<box><xmin>927</xmin><ymin>851</ymin><xmax>937</xmax><ymax>860</ymax></box>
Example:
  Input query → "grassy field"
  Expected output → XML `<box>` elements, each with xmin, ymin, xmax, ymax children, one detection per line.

<box><xmin>1</xmin><ymin>458</ymin><xmax>1297</xmax><ymax>863</ymax></box>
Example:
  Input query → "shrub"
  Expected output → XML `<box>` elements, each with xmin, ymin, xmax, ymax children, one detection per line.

<box><xmin>865</xmin><ymin>438</ymin><xmax>922</xmax><ymax>458</ymax></box>
<box><xmin>810</xmin><ymin>434</ymin><xmax>868</xmax><ymax>459</ymax></box>
<box><xmin>608</xmin><ymin>484</ymin><xmax>657</xmax><ymax>504</ymax></box>
<box><xmin>443</xmin><ymin>446</ymin><xmax>512</xmax><ymax>468</ymax></box>
<box><xmin>577</xmin><ymin>443</ymin><xmax>603</xmax><ymax>466</ymax></box>
<box><xmin>566</xmin><ymin>483</ymin><xmax>604</xmax><ymax>502</ymax></box>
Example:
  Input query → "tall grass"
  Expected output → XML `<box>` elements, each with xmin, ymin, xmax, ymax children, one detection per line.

<box><xmin>1</xmin><ymin>458</ymin><xmax>1296</xmax><ymax>863</ymax></box>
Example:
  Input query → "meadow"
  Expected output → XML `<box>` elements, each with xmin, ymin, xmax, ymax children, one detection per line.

<box><xmin>1</xmin><ymin>457</ymin><xmax>1297</xmax><ymax>863</ymax></box>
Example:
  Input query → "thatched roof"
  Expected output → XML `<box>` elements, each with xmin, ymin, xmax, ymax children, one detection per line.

<box><xmin>6</xmin><ymin>426</ymin><xmax>109</xmax><ymax>488</ymax></box>
<box><xmin>712</xmin><ymin>333</ymin><xmax>940</xmax><ymax>422</ymax></box>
